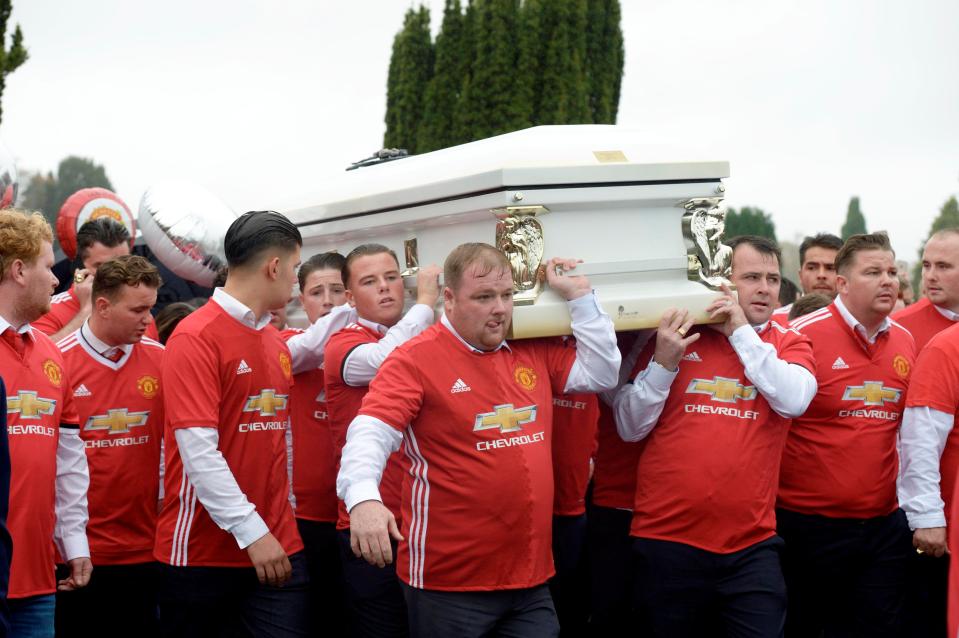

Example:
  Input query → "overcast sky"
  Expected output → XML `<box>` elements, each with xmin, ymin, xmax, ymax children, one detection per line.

<box><xmin>4</xmin><ymin>0</ymin><xmax>958</xmax><ymax>262</ymax></box>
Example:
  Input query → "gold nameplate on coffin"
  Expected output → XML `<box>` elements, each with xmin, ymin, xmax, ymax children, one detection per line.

<box><xmin>492</xmin><ymin>205</ymin><xmax>549</xmax><ymax>307</ymax></box>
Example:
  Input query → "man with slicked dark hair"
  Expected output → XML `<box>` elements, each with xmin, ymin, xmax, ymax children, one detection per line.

<box><xmin>154</xmin><ymin>211</ymin><xmax>352</xmax><ymax>637</ymax></box>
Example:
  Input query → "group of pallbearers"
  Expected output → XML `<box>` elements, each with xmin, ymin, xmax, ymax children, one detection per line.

<box><xmin>0</xmin><ymin>205</ymin><xmax>958</xmax><ymax>638</ymax></box>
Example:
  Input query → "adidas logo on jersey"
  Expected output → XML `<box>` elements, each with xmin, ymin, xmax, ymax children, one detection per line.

<box><xmin>451</xmin><ymin>378</ymin><xmax>471</xmax><ymax>394</ymax></box>
<box><xmin>832</xmin><ymin>357</ymin><xmax>849</xmax><ymax>370</ymax></box>
<box><xmin>683</xmin><ymin>352</ymin><xmax>702</xmax><ymax>362</ymax></box>
<box><xmin>236</xmin><ymin>360</ymin><xmax>252</xmax><ymax>375</ymax></box>
<box><xmin>74</xmin><ymin>384</ymin><xmax>91</xmax><ymax>398</ymax></box>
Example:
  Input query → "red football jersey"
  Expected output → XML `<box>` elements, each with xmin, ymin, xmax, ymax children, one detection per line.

<box><xmin>779</xmin><ymin>304</ymin><xmax>916</xmax><ymax>518</ymax></box>
<box><xmin>551</xmin><ymin>392</ymin><xmax>599</xmax><ymax>516</ymax></box>
<box><xmin>281</xmin><ymin>328</ymin><xmax>337</xmax><ymax>523</ymax></box>
<box><xmin>951</xmin><ymin>470</ymin><xmax>959</xmax><ymax>638</ymax></box>
<box><xmin>325</xmin><ymin>323</ymin><xmax>408</xmax><ymax>531</ymax></box>
<box><xmin>905</xmin><ymin>322</ymin><xmax>959</xmax><ymax>522</ymax></box>
<box><xmin>2</xmin><ymin>327</ymin><xmax>79</xmax><ymax>598</ymax></box>
<box><xmin>358</xmin><ymin>323</ymin><xmax>576</xmax><ymax>591</ymax></box>
<box><xmin>154</xmin><ymin>301</ymin><xmax>302</xmax><ymax>567</ymax></box>
<box><xmin>628</xmin><ymin>324</ymin><xmax>815</xmax><ymax>554</ymax></box>
<box><xmin>34</xmin><ymin>287</ymin><xmax>159</xmax><ymax>341</ymax></box>
<box><xmin>57</xmin><ymin>331</ymin><xmax>164</xmax><ymax>565</ymax></box>
<box><xmin>590</xmin><ymin>402</ymin><xmax>642</xmax><ymax>510</ymax></box>
<box><xmin>893</xmin><ymin>298</ymin><xmax>956</xmax><ymax>352</ymax></box>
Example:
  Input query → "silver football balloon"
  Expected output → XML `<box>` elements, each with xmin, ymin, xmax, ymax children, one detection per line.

<box><xmin>0</xmin><ymin>139</ymin><xmax>19</xmax><ymax>207</ymax></box>
<box><xmin>138</xmin><ymin>181</ymin><xmax>239</xmax><ymax>287</ymax></box>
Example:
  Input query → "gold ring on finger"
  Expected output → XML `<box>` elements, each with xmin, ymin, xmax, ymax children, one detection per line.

<box><xmin>916</xmin><ymin>548</ymin><xmax>925</xmax><ymax>555</ymax></box>
<box><xmin>677</xmin><ymin>327</ymin><xmax>688</xmax><ymax>337</ymax></box>
<box><xmin>74</xmin><ymin>272</ymin><xmax>85</xmax><ymax>284</ymax></box>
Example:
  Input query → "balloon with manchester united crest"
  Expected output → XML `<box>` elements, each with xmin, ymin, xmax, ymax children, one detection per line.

<box><xmin>56</xmin><ymin>187</ymin><xmax>136</xmax><ymax>259</ymax></box>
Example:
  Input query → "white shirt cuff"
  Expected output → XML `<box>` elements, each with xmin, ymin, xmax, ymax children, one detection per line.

<box><xmin>345</xmin><ymin>480</ymin><xmax>384</xmax><ymax>514</ymax></box>
<box><xmin>59</xmin><ymin>534</ymin><xmax>90</xmax><ymax>561</ymax></box>
<box><xmin>230</xmin><ymin>511</ymin><xmax>270</xmax><ymax>549</ymax></box>
<box><xmin>644</xmin><ymin>359</ymin><xmax>679</xmax><ymax>387</ymax></box>
<box><xmin>567</xmin><ymin>292</ymin><xmax>601</xmax><ymax>322</ymax></box>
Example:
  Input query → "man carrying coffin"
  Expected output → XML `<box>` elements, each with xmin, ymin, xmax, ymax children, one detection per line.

<box><xmin>338</xmin><ymin>243</ymin><xmax>619</xmax><ymax>637</ymax></box>
<box><xmin>613</xmin><ymin>235</ymin><xmax>816</xmax><ymax>637</ymax></box>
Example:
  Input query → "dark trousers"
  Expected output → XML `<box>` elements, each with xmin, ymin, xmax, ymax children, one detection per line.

<box><xmin>158</xmin><ymin>550</ymin><xmax>309</xmax><ymax>638</ymax></box>
<box><xmin>337</xmin><ymin>529</ymin><xmax>408</xmax><ymax>638</ymax></box>
<box><xmin>586</xmin><ymin>505</ymin><xmax>635</xmax><ymax>635</ymax></box>
<box><xmin>777</xmin><ymin>507</ymin><xmax>913</xmax><ymax>638</ymax></box>
<box><xmin>549</xmin><ymin>513</ymin><xmax>589</xmax><ymax>637</ymax></box>
<box><xmin>296</xmin><ymin>519</ymin><xmax>347</xmax><ymax>635</ymax></box>
<box><xmin>633</xmin><ymin>536</ymin><xmax>786</xmax><ymax>638</ymax></box>
<box><xmin>55</xmin><ymin>562</ymin><xmax>160</xmax><ymax>637</ymax></box>
<box><xmin>904</xmin><ymin>551</ymin><xmax>948</xmax><ymax>638</ymax></box>
<box><xmin>402</xmin><ymin>582</ymin><xmax>559</xmax><ymax>638</ymax></box>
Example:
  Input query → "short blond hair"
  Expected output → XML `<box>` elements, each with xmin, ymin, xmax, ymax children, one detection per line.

<box><xmin>444</xmin><ymin>243</ymin><xmax>510</xmax><ymax>291</ymax></box>
<box><xmin>0</xmin><ymin>209</ymin><xmax>53</xmax><ymax>281</ymax></box>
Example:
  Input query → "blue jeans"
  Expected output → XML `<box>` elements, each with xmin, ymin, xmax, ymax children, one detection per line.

<box><xmin>8</xmin><ymin>594</ymin><xmax>55</xmax><ymax>638</ymax></box>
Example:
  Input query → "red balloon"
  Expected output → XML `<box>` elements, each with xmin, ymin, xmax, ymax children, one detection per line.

<box><xmin>56</xmin><ymin>188</ymin><xmax>135</xmax><ymax>259</ymax></box>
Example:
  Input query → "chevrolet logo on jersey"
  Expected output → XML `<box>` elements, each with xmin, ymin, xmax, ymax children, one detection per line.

<box><xmin>473</xmin><ymin>404</ymin><xmax>537</xmax><ymax>434</ymax></box>
<box><xmin>243</xmin><ymin>390</ymin><xmax>288</xmax><ymax>416</ymax></box>
<box><xmin>6</xmin><ymin>391</ymin><xmax>57</xmax><ymax>419</ymax></box>
<box><xmin>85</xmin><ymin>409</ymin><xmax>150</xmax><ymax>434</ymax></box>
<box><xmin>842</xmin><ymin>382</ymin><xmax>901</xmax><ymax>406</ymax></box>
<box><xmin>686</xmin><ymin>377</ymin><xmax>757</xmax><ymax>403</ymax></box>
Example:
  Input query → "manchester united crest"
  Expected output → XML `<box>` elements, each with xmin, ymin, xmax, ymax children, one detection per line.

<box><xmin>42</xmin><ymin>359</ymin><xmax>62</xmax><ymax>387</ymax></box>
<box><xmin>279</xmin><ymin>352</ymin><xmax>292</xmax><ymax>380</ymax></box>
<box><xmin>892</xmin><ymin>355</ymin><xmax>910</xmax><ymax>380</ymax></box>
<box><xmin>137</xmin><ymin>375</ymin><xmax>160</xmax><ymax>399</ymax></box>
<box><xmin>514</xmin><ymin>366</ymin><xmax>537</xmax><ymax>391</ymax></box>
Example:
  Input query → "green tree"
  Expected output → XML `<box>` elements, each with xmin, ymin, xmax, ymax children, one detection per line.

<box><xmin>840</xmin><ymin>196</ymin><xmax>867</xmax><ymax>240</ymax></box>
<box><xmin>724</xmin><ymin>206</ymin><xmax>777</xmax><ymax>242</ymax></box>
<box><xmin>20</xmin><ymin>157</ymin><xmax>113</xmax><ymax>235</ymax></box>
<box><xmin>912</xmin><ymin>195</ymin><xmax>959</xmax><ymax>292</ymax></box>
<box><xmin>469</xmin><ymin>0</ymin><xmax>529</xmax><ymax>140</ymax></box>
<box><xmin>450</xmin><ymin>0</ymin><xmax>478</xmax><ymax>145</ymax></box>
<box><xmin>385</xmin><ymin>0</ymin><xmax>624</xmax><ymax>151</ymax></box>
<box><xmin>0</xmin><ymin>0</ymin><xmax>27</xmax><ymax>126</ymax></box>
<box><xmin>418</xmin><ymin>0</ymin><xmax>466</xmax><ymax>153</ymax></box>
<box><xmin>584</xmin><ymin>0</ymin><xmax>624</xmax><ymax>123</ymax></box>
<box><xmin>383</xmin><ymin>6</ymin><xmax>434</xmax><ymax>154</ymax></box>
<box><xmin>527</xmin><ymin>0</ymin><xmax>590</xmax><ymax>125</ymax></box>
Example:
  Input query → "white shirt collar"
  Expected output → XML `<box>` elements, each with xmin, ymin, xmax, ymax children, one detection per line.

<box><xmin>834</xmin><ymin>295</ymin><xmax>891</xmax><ymax>344</ymax></box>
<box><xmin>80</xmin><ymin>320</ymin><xmax>132</xmax><ymax>360</ymax></box>
<box><xmin>212</xmin><ymin>288</ymin><xmax>272</xmax><ymax>330</ymax></box>
<box><xmin>0</xmin><ymin>314</ymin><xmax>31</xmax><ymax>337</ymax></box>
<box><xmin>440</xmin><ymin>314</ymin><xmax>511</xmax><ymax>353</ymax></box>
<box><xmin>933</xmin><ymin>303</ymin><xmax>959</xmax><ymax>322</ymax></box>
<box><xmin>357</xmin><ymin>316</ymin><xmax>389</xmax><ymax>335</ymax></box>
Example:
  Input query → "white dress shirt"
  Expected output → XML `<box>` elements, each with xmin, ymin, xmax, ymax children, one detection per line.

<box><xmin>834</xmin><ymin>295</ymin><xmax>892</xmax><ymax>345</ymax></box>
<box><xmin>337</xmin><ymin>292</ymin><xmax>621</xmax><ymax>512</ymax></box>
<box><xmin>899</xmin><ymin>407</ymin><xmax>955</xmax><ymax>530</ymax></box>
<box><xmin>613</xmin><ymin>322</ymin><xmax>818</xmax><ymax>443</ymax></box>
<box><xmin>341</xmin><ymin>304</ymin><xmax>435</xmax><ymax>386</ymax></box>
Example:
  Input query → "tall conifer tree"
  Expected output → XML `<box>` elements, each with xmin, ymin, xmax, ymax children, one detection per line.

<box><xmin>383</xmin><ymin>6</ymin><xmax>434</xmax><ymax>153</ymax></box>
<box><xmin>585</xmin><ymin>0</ymin><xmax>624</xmax><ymax>123</ymax></box>
<box><xmin>418</xmin><ymin>0</ymin><xmax>466</xmax><ymax>152</ymax></box>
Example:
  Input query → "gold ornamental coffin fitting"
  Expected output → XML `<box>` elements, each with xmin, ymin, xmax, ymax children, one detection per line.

<box><xmin>492</xmin><ymin>205</ymin><xmax>549</xmax><ymax>306</ymax></box>
<box><xmin>681</xmin><ymin>197</ymin><xmax>732</xmax><ymax>290</ymax></box>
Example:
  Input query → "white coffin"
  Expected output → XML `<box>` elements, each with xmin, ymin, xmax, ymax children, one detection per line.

<box><xmin>284</xmin><ymin>125</ymin><xmax>732</xmax><ymax>338</ymax></box>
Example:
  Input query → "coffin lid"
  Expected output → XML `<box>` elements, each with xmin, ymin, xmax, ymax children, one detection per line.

<box><xmin>284</xmin><ymin>125</ymin><xmax>729</xmax><ymax>224</ymax></box>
